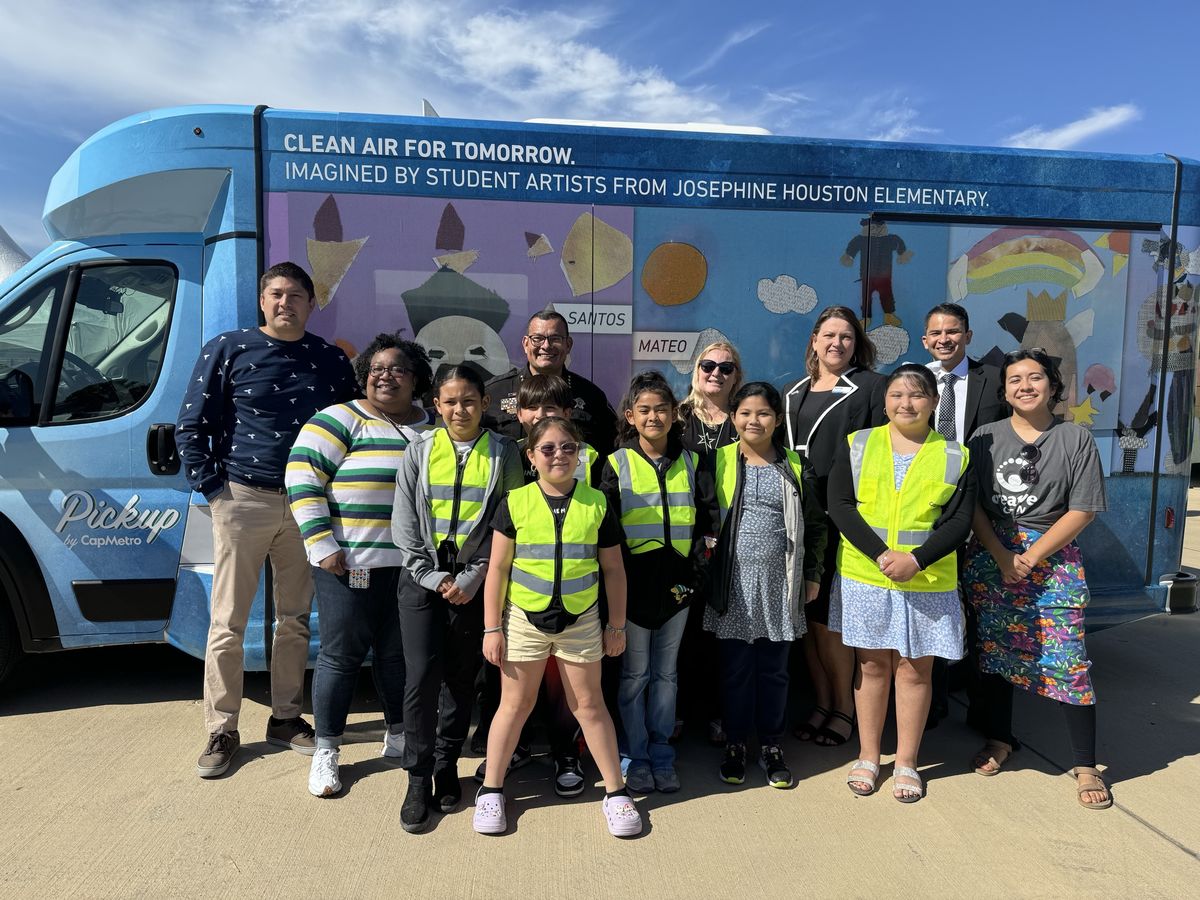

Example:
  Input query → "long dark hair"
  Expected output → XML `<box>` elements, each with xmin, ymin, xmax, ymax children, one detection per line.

<box><xmin>998</xmin><ymin>348</ymin><xmax>1065</xmax><ymax>406</ymax></box>
<box><xmin>805</xmin><ymin>306</ymin><xmax>876</xmax><ymax>378</ymax></box>
<box><xmin>886</xmin><ymin>362</ymin><xmax>938</xmax><ymax>397</ymax></box>
<box><xmin>432</xmin><ymin>364</ymin><xmax>488</xmax><ymax>399</ymax></box>
<box><xmin>618</xmin><ymin>370</ymin><xmax>680</xmax><ymax>442</ymax></box>
<box><xmin>730</xmin><ymin>381</ymin><xmax>786</xmax><ymax>447</ymax></box>
<box><xmin>527</xmin><ymin>415</ymin><xmax>584</xmax><ymax>447</ymax></box>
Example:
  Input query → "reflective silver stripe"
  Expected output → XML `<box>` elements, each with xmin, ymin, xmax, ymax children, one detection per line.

<box><xmin>511</xmin><ymin>567</ymin><xmax>598</xmax><ymax>595</ymax></box>
<box><xmin>943</xmin><ymin>442</ymin><xmax>964</xmax><ymax>486</ymax></box>
<box><xmin>848</xmin><ymin>430</ymin><xmax>871</xmax><ymax>496</ymax></box>
<box><xmin>870</xmin><ymin>527</ymin><xmax>930</xmax><ymax>545</ymax></box>
<box><xmin>664</xmin><ymin>491</ymin><xmax>693</xmax><ymax>505</ymax></box>
<box><xmin>432</xmin><ymin>517</ymin><xmax>456</xmax><ymax>533</ymax></box>
<box><xmin>515</xmin><ymin>543</ymin><xmax>596</xmax><ymax>560</ymax></box>
<box><xmin>620</xmin><ymin>491</ymin><xmax>659</xmax><ymax>510</ymax></box>
<box><xmin>623</xmin><ymin>523</ymin><xmax>691</xmax><ymax>541</ymax></box>
<box><xmin>428</xmin><ymin>485</ymin><xmax>487</xmax><ymax>502</ymax></box>
<box><xmin>511</xmin><ymin>567</ymin><xmax>554</xmax><ymax>594</ymax></box>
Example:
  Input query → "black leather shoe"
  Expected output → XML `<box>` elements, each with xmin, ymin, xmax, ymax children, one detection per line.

<box><xmin>434</xmin><ymin>766</ymin><xmax>462</xmax><ymax>812</ymax></box>
<box><xmin>401</xmin><ymin>777</ymin><xmax>433</xmax><ymax>833</ymax></box>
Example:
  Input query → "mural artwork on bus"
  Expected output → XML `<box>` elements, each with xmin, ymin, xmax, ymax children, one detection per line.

<box><xmin>269</xmin><ymin>193</ymin><xmax>1199</xmax><ymax>477</ymax></box>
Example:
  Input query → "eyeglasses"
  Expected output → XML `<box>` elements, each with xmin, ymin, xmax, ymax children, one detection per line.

<box><xmin>526</xmin><ymin>334</ymin><xmax>567</xmax><ymax>347</ymax></box>
<box><xmin>1018</xmin><ymin>443</ymin><xmax>1041</xmax><ymax>486</ymax></box>
<box><xmin>698</xmin><ymin>360</ymin><xmax>737</xmax><ymax>376</ymax></box>
<box><xmin>534</xmin><ymin>441</ymin><xmax>580</xmax><ymax>457</ymax></box>
<box><xmin>368</xmin><ymin>365</ymin><xmax>413</xmax><ymax>378</ymax></box>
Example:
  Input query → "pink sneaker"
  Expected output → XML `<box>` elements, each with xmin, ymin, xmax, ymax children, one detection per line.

<box><xmin>472</xmin><ymin>791</ymin><xmax>506</xmax><ymax>835</ymax></box>
<box><xmin>602</xmin><ymin>794</ymin><xmax>643</xmax><ymax>837</ymax></box>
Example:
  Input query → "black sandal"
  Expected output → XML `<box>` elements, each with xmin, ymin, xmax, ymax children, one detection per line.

<box><xmin>814</xmin><ymin>710</ymin><xmax>854</xmax><ymax>747</ymax></box>
<box><xmin>792</xmin><ymin>706</ymin><xmax>830</xmax><ymax>742</ymax></box>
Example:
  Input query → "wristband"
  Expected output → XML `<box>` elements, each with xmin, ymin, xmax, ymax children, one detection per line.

<box><xmin>605</xmin><ymin>623</ymin><xmax>626</xmax><ymax>634</ymax></box>
<box><xmin>482</xmin><ymin>625</ymin><xmax>502</xmax><ymax>635</ymax></box>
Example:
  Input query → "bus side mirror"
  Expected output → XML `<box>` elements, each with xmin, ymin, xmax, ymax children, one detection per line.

<box><xmin>0</xmin><ymin>368</ymin><xmax>35</xmax><ymax>422</ymax></box>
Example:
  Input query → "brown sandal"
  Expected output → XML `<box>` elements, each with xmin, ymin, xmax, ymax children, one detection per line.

<box><xmin>972</xmin><ymin>739</ymin><xmax>1015</xmax><ymax>776</ymax></box>
<box><xmin>1072</xmin><ymin>767</ymin><xmax>1113</xmax><ymax>810</ymax></box>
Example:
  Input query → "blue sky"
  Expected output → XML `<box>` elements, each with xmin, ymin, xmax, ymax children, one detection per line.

<box><xmin>1</xmin><ymin>0</ymin><xmax>1195</xmax><ymax>255</ymax></box>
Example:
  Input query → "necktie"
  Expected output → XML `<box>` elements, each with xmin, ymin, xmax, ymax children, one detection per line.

<box><xmin>937</xmin><ymin>373</ymin><xmax>958</xmax><ymax>440</ymax></box>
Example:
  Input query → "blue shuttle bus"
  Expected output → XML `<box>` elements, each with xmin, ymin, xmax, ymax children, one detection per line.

<box><xmin>0</xmin><ymin>104</ymin><xmax>1196</xmax><ymax>682</ymax></box>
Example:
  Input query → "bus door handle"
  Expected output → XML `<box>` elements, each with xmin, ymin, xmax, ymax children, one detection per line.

<box><xmin>146</xmin><ymin>423</ymin><xmax>180</xmax><ymax>475</ymax></box>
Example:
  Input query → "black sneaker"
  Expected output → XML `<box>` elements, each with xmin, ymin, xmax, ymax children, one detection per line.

<box><xmin>473</xmin><ymin>743</ymin><xmax>533</xmax><ymax>783</ymax></box>
<box><xmin>554</xmin><ymin>756</ymin><xmax>586</xmax><ymax>798</ymax></box>
<box><xmin>401</xmin><ymin>777</ymin><xmax>433</xmax><ymax>834</ymax></box>
<box><xmin>265</xmin><ymin>716</ymin><xmax>316</xmax><ymax>756</ymax></box>
<box><xmin>434</xmin><ymin>765</ymin><xmax>462</xmax><ymax>812</ymax></box>
<box><xmin>196</xmin><ymin>730</ymin><xmax>240</xmax><ymax>778</ymax></box>
<box><xmin>720</xmin><ymin>743</ymin><xmax>746</xmax><ymax>785</ymax></box>
<box><xmin>759</xmin><ymin>744</ymin><xmax>792</xmax><ymax>789</ymax></box>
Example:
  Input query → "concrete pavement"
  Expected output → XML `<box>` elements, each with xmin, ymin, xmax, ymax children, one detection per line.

<box><xmin>2</xmin><ymin>508</ymin><xmax>1199</xmax><ymax>898</ymax></box>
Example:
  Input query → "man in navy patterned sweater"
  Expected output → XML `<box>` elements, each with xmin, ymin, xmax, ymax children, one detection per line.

<box><xmin>177</xmin><ymin>261</ymin><xmax>357</xmax><ymax>778</ymax></box>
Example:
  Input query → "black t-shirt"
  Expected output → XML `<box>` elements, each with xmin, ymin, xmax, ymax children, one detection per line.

<box><xmin>491</xmin><ymin>484</ymin><xmax>622</xmax><ymax>633</ymax></box>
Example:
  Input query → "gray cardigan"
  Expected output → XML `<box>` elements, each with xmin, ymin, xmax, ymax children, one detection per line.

<box><xmin>391</xmin><ymin>429</ymin><xmax>524</xmax><ymax>599</ymax></box>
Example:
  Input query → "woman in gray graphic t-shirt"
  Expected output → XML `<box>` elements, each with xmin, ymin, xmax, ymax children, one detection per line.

<box><xmin>962</xmin><ymin>348</ymin><xmax>1112</xmax><ymax>810</ymax></box>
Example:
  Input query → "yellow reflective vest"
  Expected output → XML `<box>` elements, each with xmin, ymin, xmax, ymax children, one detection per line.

<box><xmin>836</xmin><ymin>426</ymin><xmax>968</xmax><ymax>592</ymax></box>
<box><xmin>507</xmin><ymin>482</ymin><xmax>605</xmax><ymax>615</ymax></box>
<box><xmin>425</xmin><ymin>429</ymin><xmax>492</xmax><ymax>551</ymax></box>
<box><xmin>607</xmin><ymin>447</ymin><xmax>698</xmax><ymax>556</ymax></box>
<box><xmin>715</xmin><ymin>441</ymin><xmax>806</xmax><ymax>526</ymax></box>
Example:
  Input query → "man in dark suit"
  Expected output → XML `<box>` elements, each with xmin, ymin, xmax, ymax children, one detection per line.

<box><xmin>922</xmin><ymin>302</ymin><xmax>1006</xmax><ymax>730</ymax></box>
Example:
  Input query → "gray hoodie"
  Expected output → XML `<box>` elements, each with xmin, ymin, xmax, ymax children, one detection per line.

<box><xmin>391</xmin><ymin>428</ymin><xmax>523</xmax><ymax>600</ymax></box>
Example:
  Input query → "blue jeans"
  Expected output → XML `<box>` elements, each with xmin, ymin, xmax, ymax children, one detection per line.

<box><xmin>618</xmin><ymin>607</ymin><xmax>688</xmax><ymax>772</ymax></box>
<box><xmin>718</xmin><ymin>637</ymin><xmax>790</xmax><ymax>746</ymax></box>
<box><xmin>311</xmin><ymin>566</ymin><xmax>405</xmax><ymax>748</ymax></box>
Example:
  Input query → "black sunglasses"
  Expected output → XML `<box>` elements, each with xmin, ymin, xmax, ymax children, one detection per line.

<box><xmin>1019</xmin><ymin>443</ymin><xmax>1040</xmax><ymax>486</ymax></box>
<box><xmin>698</xmin><ymin>360</ymin><xmax>737</xmax><ymax>376</ymax></box>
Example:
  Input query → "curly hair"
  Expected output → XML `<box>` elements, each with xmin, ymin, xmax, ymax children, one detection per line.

<box><xmin>353</xmin><ymin>332</ymin><xmax>434</xmax><ymax>397</ymax></box>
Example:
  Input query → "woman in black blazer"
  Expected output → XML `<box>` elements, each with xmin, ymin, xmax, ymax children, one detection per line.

<box><xmin>781</xmin><ymin>306</ymin><xmax>886</xmax><ymax>746</ymax></box>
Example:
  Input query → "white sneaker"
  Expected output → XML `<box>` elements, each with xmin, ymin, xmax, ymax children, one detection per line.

<box><xmin>381</xmin><ymin>729</ymin><xmax>406</xmax><ymax>759</ymax></box>
<box><xmin>308</xmin><ymin>747</ymin><xmax>341</xmax><ymax>797</ymax></box>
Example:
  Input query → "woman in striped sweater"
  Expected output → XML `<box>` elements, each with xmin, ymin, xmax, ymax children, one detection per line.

<box><xmin>285</xmin><ymin>333</ymin><xmax>435</xmax><ymax>798</ymax></box>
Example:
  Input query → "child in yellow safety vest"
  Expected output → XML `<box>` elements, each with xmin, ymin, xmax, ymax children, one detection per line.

<box><xmin>600</xmin><ymin>371</ymin><xmax>717</xmax><ymax>794</ymax></box>
<box><xmin>705</xmin><ymin>382</ymin><xmax>827</xmax><ymax>789</ymax></box>
<box><xmin>390</xmin><ymin>365</ymin><xmax>524</xmax><ymax>834</ymax></box>
<box><xmin>826</xmin><ymin>364</ymin><xmax>975</xmax><ymax>803</ymax></box>
<box><xmin>472</xmin><ymin>374</ymin><xmax>604</xmax><ymax>797</ymax></box>
<box><xmin>473</xmin><ymin>416</ymin><xmax>642</xmax><ymax>838</ymax></box>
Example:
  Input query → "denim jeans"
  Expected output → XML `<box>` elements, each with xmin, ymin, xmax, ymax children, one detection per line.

<box><xmin>311</xmin><ymin>566</ymin><xmax>405</xmax><ymax>748</ymax></box>
<box><xmin>618</xmin><ymin>607</ymin><xmax>688</xmax><ymax>772</ymax></box>
<box><xmin>718</xmin><ymin>637</ymin><xmax>790</xmax><ymax>746</ymax></box>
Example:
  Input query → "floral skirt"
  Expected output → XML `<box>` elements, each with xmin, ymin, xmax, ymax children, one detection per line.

<box><xmin>962</xmin><ymin>524</ymin><xmax>1095</xmax><ymax>705</ymax></box>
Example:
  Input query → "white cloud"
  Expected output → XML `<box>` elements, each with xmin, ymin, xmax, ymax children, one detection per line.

<box><xmin>757</xmin><ymin>275</ymin><xmax>817</xmax><ymax>314</ymax></box>
<box><xmin>0</xmin><ymin>1</ymin><xmax>721</xmax><ymax>124</ymax></box>
<box><xmin>867</xmin><ymin>104</ymin><xmax>940</xmax><ymax>143</ymax></box>
<box><xmin>1004</xmin><ymin>104</ymin><xmax>1141</xmax><ymax>150</ymax></box>
<box><xmin>684</xmin><ymin>23</ymin><xmax>770</xmax><ymax>80</ymax></box>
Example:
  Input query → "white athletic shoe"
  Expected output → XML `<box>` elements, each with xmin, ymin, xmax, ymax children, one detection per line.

<box><xmin>381</xmin><ymin>730</ymin><xmax>406</xmax><ymax>759</ymax></box>
<box><xmin>308</xmin><ymin>747</ymin><xmax>341</xmax><ymax>797</ymax></box>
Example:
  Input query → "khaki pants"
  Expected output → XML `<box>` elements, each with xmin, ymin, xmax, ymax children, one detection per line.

<box><xmin>204</xmin><ymin>481</ymin><xmax>314</xmax><ymax>733</ymax></box>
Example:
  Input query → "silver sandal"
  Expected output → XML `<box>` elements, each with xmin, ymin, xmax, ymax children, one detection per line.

<box><xmin>892</xmin><ymin>766</ymin><xmax>925</xmax><ymax>803</ymax></box>
<box><xmin>846</xmin><ymin>760</ymin><xmax>880</xmax><ymax>796</ymax></box>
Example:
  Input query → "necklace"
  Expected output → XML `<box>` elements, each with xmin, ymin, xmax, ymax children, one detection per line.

<box><xmin>368</xmin><ymin>400</ymin><xmax>421</xmax><ymax>433</ymax></box>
